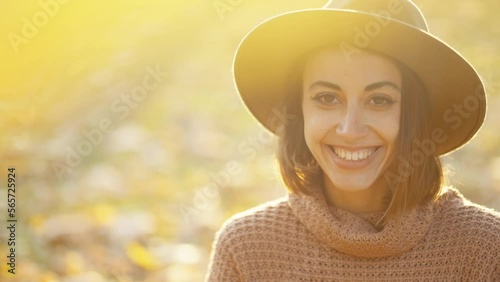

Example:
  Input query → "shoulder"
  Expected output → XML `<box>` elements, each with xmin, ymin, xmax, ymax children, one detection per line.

<box><xmin>212</xmin><ymin>196</ymin><xmax>298</xmax><ymax>248</ymax></box>
<box><xmin>434</xmin><ymin>186</ymin><xmax>500</xmax><ymax>246</ymax></box>
<box><xmin>437</xmin><ymin>187</ymin><xmax>500</xmax><ymax>225</ymax></box>
<box><xmin>427</xmin><ymin>187</ymin><xmax>500</xmax><ymax>278</ymax></box>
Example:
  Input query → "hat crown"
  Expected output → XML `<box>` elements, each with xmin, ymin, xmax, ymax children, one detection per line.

<box><xmin>324</xmin><ymin>0</ymin><xmax>429</xmax><ymax>31</ymax></box>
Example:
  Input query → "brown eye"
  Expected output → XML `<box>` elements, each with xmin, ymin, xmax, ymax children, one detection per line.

<box><xmin>368</xmin><ymin>96</ymin><xmax>394</xmax><ymax>106</ymax></box>
<box><xmin>313</xmin><ymin>93</ymin><xmax>340</xmax><ymax>105</ymax></box>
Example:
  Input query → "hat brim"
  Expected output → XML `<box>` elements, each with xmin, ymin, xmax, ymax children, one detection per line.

<box><xmin>233</xmin><ymin>9</ymin><xmax>486</xmax><ymax>156</ymax></box>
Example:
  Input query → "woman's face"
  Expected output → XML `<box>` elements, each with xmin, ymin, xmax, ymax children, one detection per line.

<box><xmin>302</xmin><ymin>48</ymin><xmax>402</xmax><ymax>192</ymax></box>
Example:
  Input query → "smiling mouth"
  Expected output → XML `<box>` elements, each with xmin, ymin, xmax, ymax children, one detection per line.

<box><xmin>329</xmin><ymin>146</ymin><xmax>380</xmax><ymax>161</ymax></box>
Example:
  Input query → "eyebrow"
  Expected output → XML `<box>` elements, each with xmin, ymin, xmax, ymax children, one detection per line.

<box><xmin>308</xmin><ymin>81</ymin><xmax>401</xmax><ymax>91</ymax></box>
<box><xmin>365</xmin><ymin>81</ymin><xmax>401</xmax><ymax>91</ymax></box>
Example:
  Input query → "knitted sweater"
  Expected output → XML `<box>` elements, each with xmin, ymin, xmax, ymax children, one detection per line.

<box><xmin>206</xmin><ymin>186</ymin><xmax>500</xmax><ymax>281</ymax></box>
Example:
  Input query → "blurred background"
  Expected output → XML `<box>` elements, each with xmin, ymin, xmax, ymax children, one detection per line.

<box><xmin>0</xmin><ymin>0</ymin><xmax>499</xmax><ymax>281</ymax></box>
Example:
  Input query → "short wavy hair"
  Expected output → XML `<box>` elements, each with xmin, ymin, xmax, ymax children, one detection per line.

<box><xmin>276</xmin><ymin>48</ymin><xmax>443</xmax><ymax>225</ymax></box>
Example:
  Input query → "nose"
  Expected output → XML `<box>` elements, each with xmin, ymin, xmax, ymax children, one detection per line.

<box><xmin>336</xmin><ymin>104</ymin><xmax>368</xmax><ymax>139</ymax></box>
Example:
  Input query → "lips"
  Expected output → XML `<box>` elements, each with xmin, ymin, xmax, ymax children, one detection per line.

<box><xmin>329</xmin><ymin>146</ymin><xmax>379</xmax><ymax>161</ymax></box>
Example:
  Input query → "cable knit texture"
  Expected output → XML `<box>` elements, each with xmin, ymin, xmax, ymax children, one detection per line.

<box><xmin>206</xmin><ymin>186</ymin><xmax>500</xmax><ymax>281</ymax></box>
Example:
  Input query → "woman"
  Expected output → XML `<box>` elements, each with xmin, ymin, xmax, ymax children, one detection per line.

<box><xmin>206</xmin><ymin>0</ymin><xmax>500</xmax><ymax>281</ymax></box>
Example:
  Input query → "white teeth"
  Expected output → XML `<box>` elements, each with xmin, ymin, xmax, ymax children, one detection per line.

<box><xmin>352</xmin><ymin>152</ymin><xmax>359</xmax><ymax>161</ymax></box>
<box><xmin>332</xmin><ymin>147</ymin><xmax>376</xmax><ymax>161</ymax></box>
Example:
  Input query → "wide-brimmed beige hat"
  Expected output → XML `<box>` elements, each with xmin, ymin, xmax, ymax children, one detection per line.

<box><xmin>233</xmin><ymin>0</ymin><xmax>486</xmax><ymax>155</ymax></box>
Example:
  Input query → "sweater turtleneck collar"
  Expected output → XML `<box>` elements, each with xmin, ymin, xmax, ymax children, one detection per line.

<box><xmin>288</xmin><ymin>185</ymin><xmax>459</xmax><ymax>258</ymax></box>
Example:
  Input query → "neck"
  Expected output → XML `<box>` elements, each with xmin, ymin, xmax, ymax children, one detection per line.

<box><xmin>323</xmin><ymin>175</ymin><xmax>390</xmax><ymax>214</ymax></box>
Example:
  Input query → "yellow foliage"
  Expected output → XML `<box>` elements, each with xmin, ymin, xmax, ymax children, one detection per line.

<box><xmin>89</xmin><ymin>204</ymin><xmax>116</xmax><ymax>226</ymax></box>
<box><xmin>28</xmin><ymin>214</ymin><xmax>45</xmax><ymax>234</ymax></box>
<box><xmin>125</xmin><ymin>241</ymin><xmax>161</xmax><ymax>270</ymax></box>
<box><xmin>40</xmin><ymin>271</ymin><xmax>60</xmax><ymax>282</ymax></box>
<box><xmin>64</xmin><ymin>251</ymin><xmax>85</xmax><ymax>276</ymax></box>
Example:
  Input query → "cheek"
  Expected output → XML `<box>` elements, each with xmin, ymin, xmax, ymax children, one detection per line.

<box><xmin>302</xmin><ymin>108</ymin><xmax>326</xmax><ymax>157</ymax></box>
<box><xmin>302</xmin><ymin>105</ymin><xmax>332</xmax><ymax>143</ymax></box>
<box><xmin>302</xmin><ymin>109</ymin><xmax>317</xmax><ymax>149</ymax></box>
<box><xmin>382</xmin><ymin>109</ymin><xmax>401</xmax><ymax>145</ymax></box>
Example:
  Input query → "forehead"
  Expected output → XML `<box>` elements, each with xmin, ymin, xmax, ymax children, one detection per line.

<box><xmin>303</xmin><ymin>48</ymin><xmax>402</xmax><ymax>85</ymax></box>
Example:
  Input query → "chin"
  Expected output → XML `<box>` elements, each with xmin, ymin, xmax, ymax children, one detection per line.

<box><xmin>323</xmin><ymin>165</ymin><xmax>384</xmax><ymax>190</ymax></box>
<box><xmin>328</xmin><ymin>179</ymin><xmax>377</xmax><ymax>192</ymax></box>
